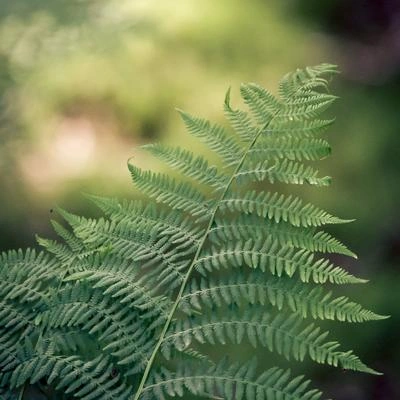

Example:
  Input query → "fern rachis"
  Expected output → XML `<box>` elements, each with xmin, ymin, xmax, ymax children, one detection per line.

<box><xmin>0</xmin><ymin>64</ymin><xmax>387</xmax><ymax>400</ymax></box>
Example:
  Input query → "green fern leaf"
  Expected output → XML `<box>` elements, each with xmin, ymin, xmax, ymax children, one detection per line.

<box><xmin>249</xmin><ymin>136</ymin><xmax>331</xmax><ymax>161</ymax></box>
<box><xmin>236</xmin><ymin>159</ymin><xmax>331</xmax><ymax>186</ymax></box>
<box><xmin>162</xmin><ymin>310</ymin><xmax>379</xmax><ymax>374</ymax></box>
<box><xmin>0</xmin><ymin>64</ymin><xmax>385</xmax><ymax>400</ymax></box>
<box><xmin>219</xmin><ymin>190</ymin><xmax>353</xmax><ymax>227</ymax></box>
<box><xmin>210</xmin><ymin>215</ymin><xmax>356</xmax><ymax>257</ymax></box>
<box><xmin>142</xmin><ymin>143</ymin><xmax>228</xmax><ymax>190</ymax></box>
<box><xmin>143</xmin><ymin>360</ymin><xmax>322</xmax><ymax>400</ymax></box>
<box><xmin>177</xmin><ymin>110</ymin><xmax>244</xmax><ymax>166</ymax></box>
<box><xmin>180</xmin><ymin>273</ymin><xmax>385</xmax><ymax>323</ymax></box>
<box><xmin>195</xmin><ymin>238</ymin><xmax>365</xmax><ymax>284</ymax></box>
<box><xmin>129</xmin><ymin>166</ymin><xmax>211</xmax><ymax>217</ymax></box>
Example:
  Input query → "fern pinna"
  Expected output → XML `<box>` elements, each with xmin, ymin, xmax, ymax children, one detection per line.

<box><xmin>0</xmin><ymin>64</ymin><xmax>386</xmax><ymax>400</ymax></box>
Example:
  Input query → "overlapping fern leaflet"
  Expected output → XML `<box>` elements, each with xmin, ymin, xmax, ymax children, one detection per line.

<box><xmin>0</xmin><ymin>64</ymin><xmax>386</xmax><ymax>400</ymax></box>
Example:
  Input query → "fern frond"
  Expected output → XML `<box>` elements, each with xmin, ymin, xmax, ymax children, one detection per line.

<box><xmin>0</xmin><ymin>64</ymin><xmax>384</xmax><ymax>400</ymax></box>
<box><xmin>36</xmin><ymin>236</ymin><xmax>84</xmax><ymax>274</ymax></box>
<box><xmin>0</xmin><ymin>302</ymin><xmax>40</xmax><ymax>338</ymax></box>
<box><xmin>195</xmin><ymin>238</ymin><xmax>365</xmax><ymax>284</ymax></box>
<box><xmin>39</xmin><ymin>284</ymin><xmax>154</xmax><ymax>375</ymax></box>
<box><xmin>129</xmin><ymin>166</ymin><xmax>211</xmax><ymax>217</ymax></box>
<box><xmin>210</xmin><ymin>215</ymin><xmax>356</xmax><ymax>257</ymax></box>
<box><xmin>142</xmin><ymin>143</ymin><xmax>228</xmax><ymax>190</ymax></box>
<box><xmin>0</xmin><ymin>249</ymin><xmax>55</xmax><ymax>339</ymax></box>
<box><xmin>0</xmin><ymin>331</ymin><xmax>24</xmax><ymax>373</ymax></box>
<box><xmin>50</xmin><ymin>329</ymin><xmax>93</xmax><ymax>354</ymax></box>
<box><xmin>177</xmin><ymin>110</ymin><xmax>244</xmax><ymax>166</ymax></box>
<box><xmin>279</xmin><ymin>97</ymin><xmax>336</xmax><ymax>122</ymax></box>
<box><xmin>236</xmin><ymin>159</ymin><xmax>331</xmax><ymax>186</ymax></box>
<box><xmin>0</xmin><ymin>249</ymin><xmax>60</xmax><ymax>281</ymax></box>
<box><xmin>143</xmin><ymin>360</ymin><xmax>322</xmax><ymax>400</ymax></box>
<box><xmin>9</xmin><ymin>351</ymin><xmax>132</xmax><ymax>400</ymax></box>
<box><xmin>249</xmin><ymin>136</ymin><xmax>331</xmax><ymax>161</ymax></box>
<box><xmin>279</xmin><ymin>63</ymin><xmax>339</xmax><ymax>100</ymax></box>
<box><xmin>224</xmin><ymin>88</ymin><xmax>258</xmax><ymax>143</ymax></box>
<box><xmin>86</xmin><ymin>196</ymin><xmax>203</xmax><ymax>247</ymax></box>
<box><xmin>67</xmin><ymin>216</ymin><xmax>192</xmax><ymax>289</ymax></box>
<box><xmin>180</xmin><ymin>273</ymin><xmax>386</xmax><ymax>322</ymax></box>
<box><xmin>64</xmin><ymin>254</ymin><xmax>172</xmax><ymax>321</ymax></box>
<box><xmin>265</xmin><ymin>118</ymin><xmax>335</xmax><ymax>138</ymax></box>
<box><xmin>240</xmin><ymin>83</ymin><xmax>281</xmax><ymax>124</ymax></box>
<box><xmin>219</xmin><ymin>190</ymin><xmax>352</xmax><ymax>227</ymax></box>
<box><xmin>51</xmin><ymin>220</ymin><xmax>86</xmax><ymax>254</ymax></box>
<box><xmin>0</xmin><ymin>270</ymin><xmax>47</xmax><ymax>305</ymax></box>
<box><xmin>162</xmin><ymin>310</ymin><xmax>378</xmax><ymax>374</ymax></box>
<box><xmin>241</xmin><ymin>82</ymin><xmax>336</xmax><ymax>134</ymax></box>
<box><xmin>36</xmin><ymin>219</ymin><xmax>98</xmax><ymax>272</ymax></box>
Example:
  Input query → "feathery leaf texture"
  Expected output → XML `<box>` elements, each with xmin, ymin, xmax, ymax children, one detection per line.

<box><xmin>143</xmin><ymin>360</ymin><xmax>323</xmax><ymax>400</ymax></box>
<box><xmin>0</xmin><ymin>64</ymin><xmax>386</xmax><ymax>400</ymax></box>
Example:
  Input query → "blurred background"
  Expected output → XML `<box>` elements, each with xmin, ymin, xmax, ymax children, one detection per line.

<box><xmin>0</xmin><ymin>0</ymin><xmax>398</xmax><ymax>399</ymax></box>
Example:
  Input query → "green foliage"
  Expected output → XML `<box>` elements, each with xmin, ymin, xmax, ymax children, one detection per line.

<box><xmin>0</xmin><ymin>64</ymin><xmax>386</xmax><ymax>399</ymax></box>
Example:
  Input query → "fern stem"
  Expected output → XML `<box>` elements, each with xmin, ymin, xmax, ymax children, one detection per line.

<box><xmin>131</xmin><ymin>113</ymin><xmax>278</xmax><ymax>400</ymax></box>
